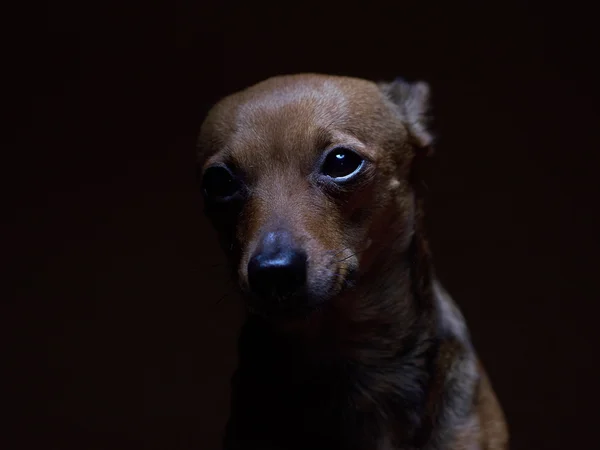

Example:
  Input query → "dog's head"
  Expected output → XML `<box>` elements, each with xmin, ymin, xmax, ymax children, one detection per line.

<box><xmin>197</xmin><ymin>74</ymin><xmax>432</xmax><ymax>321</ymax></box>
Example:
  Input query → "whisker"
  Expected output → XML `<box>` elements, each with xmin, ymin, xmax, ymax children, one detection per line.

<box><xmin>213</xmin><ymin>293</ymin><xmax>230</xmax><ymax>307</ymax></box>
<box><xmin>210</xmin><ymin>279</ymin><xmax>239</xmax><ymax>309</ymax></box>
<box><xmin>336</xmin><ymin>248</ymin><xmax>370</xmax><ymax>263</ymax></box>
<box><xmin>323</xmin><ymin>247</ymin><xmax>354</xmax><ymax>258</ymax></box>
<box><xmin>333</xmin><ymin>247</ymin><xmax>351</xmax><ymax>257</ymax></box>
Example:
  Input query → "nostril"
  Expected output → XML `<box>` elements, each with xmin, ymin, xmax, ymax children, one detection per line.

<box><xmin>247</xmin><ymin>249</ymin><xmax>307</xmax><ymax>299</ymax></box>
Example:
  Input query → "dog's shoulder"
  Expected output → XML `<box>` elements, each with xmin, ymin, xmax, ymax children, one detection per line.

<box><xmin>432</xmin><ymin>279</ymin><xmax>470</xmax><ymax>345</ymax></box>
<box><xmin>425</xmin><ymin>280</ymin><xmax>508</xmax><ymax>450</ymax></box>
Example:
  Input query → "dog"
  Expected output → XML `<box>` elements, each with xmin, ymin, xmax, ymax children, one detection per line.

<box><xmin>197</xmin><ymin>74</ymin><xmax>508</xmax><ymax>450</ymax></box>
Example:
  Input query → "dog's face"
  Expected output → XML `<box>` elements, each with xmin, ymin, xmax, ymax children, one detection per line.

<box><xmin>198</xmin><ymin>74</ymin><xmax>431</xmax><ymax>320</ymax></box>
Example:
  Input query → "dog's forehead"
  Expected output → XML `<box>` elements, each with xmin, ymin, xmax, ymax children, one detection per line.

<box><xmin>231</xmin><ymin>77</ymin><xmax>376</xmax><ymax>141</ymax></box>
<box><xmin>202</xmin><ymin>75</ymin><xmax>392</xmax><ymax>171</ymax></box>
<box><xmin>237</xmin><ymin>77</ymin><xmax>349</xmax><ymax>117</ymax></box>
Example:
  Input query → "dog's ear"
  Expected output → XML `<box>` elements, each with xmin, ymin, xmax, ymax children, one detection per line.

<box><xmin>378</xmin><ymin>78</ymin><xmax>433</xmax><ymax>150</ymax></box>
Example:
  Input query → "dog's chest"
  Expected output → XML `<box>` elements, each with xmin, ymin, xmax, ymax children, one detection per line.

<box><xmin>227</xmin><ymin>364</ymin><xmax>432</xmax><ymax>450</ymax></box>
<box><xmin>228</xmin><ymin>320</ymin><xmax>436</xmax><ymax>450</ymax></box>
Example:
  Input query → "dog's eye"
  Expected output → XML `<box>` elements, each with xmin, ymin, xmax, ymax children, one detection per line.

<box><xmin>321</xmin><ymin>148</ymin><xmax>364</xmax><ymax>180</ymax></box>
<box><xmin>202</xmin><ymin>165</ymin><xmax>240</xmax><ymax>200</ymax></box>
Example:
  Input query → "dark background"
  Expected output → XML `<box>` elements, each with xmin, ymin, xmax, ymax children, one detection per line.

<box><xmin>4</xmin><ymin>1</ymin><xmax>599</xmax><ymax>449</ymax></box>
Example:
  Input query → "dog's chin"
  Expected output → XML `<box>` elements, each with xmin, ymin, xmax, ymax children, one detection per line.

<box><xmin>245</xmin><ymin>295</ymin><xmax>327</xmax><ymax>323</ymax></box>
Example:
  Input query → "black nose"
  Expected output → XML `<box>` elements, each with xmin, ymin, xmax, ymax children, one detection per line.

<box><xmin>247</xmin><ymin>231</ymin><xmax>307</xmax><ymax>299</ymax></box>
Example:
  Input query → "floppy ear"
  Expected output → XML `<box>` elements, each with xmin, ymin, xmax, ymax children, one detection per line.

<box><xmin>378</xmin><ymin>78</ymin><xmax>434</xmax><ymax>149</ymax></box>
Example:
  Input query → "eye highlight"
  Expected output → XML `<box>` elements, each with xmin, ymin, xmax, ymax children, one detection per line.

<box><xmin>320</xmin><ymin>148</ymin><xmax>364</xmax><ymax>180</ymax></box>
<box><xmin>201</xmin><ymin>165</ymin><xmax>240</xmax><ymax>200</ymax></box>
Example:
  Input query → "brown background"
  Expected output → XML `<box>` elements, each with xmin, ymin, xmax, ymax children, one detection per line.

<box><xmin>4</xmin><ymin>1</ymin><xmax>600</xmax><ymax>449</ymax></box>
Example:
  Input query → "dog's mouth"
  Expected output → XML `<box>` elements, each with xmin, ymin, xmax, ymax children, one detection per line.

<box><xmin>244</xmin><ymin>287</ymin><xmax>326</xmax><ymax>322</ymax></box>
<box><xmin>242</xmin><ymin>261</ymin><xmax>357</xmax><ymax>322</ymax></box>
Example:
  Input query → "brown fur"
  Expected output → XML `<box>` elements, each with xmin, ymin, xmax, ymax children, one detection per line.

<box><xmin>197</xmin><ymin>74</ymin><xmax>508</xmax><ymax>449</ymax></box>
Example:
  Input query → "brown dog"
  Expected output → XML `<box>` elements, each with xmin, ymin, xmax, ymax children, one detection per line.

<box><xmin>197</xmin><ymin>74</ymin><xmax>508</xmax><ymax>450</ymax></box>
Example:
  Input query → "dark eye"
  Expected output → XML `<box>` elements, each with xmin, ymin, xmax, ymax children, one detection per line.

<box><xmin>201</xmin><ymin>165</ymin><xmax>240</xmax><ymax>200</ymax></box>
<box><xmin>321</xmin><ymin>148</ymin><xmax>364</xmax><ymax>180</ymax></box>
